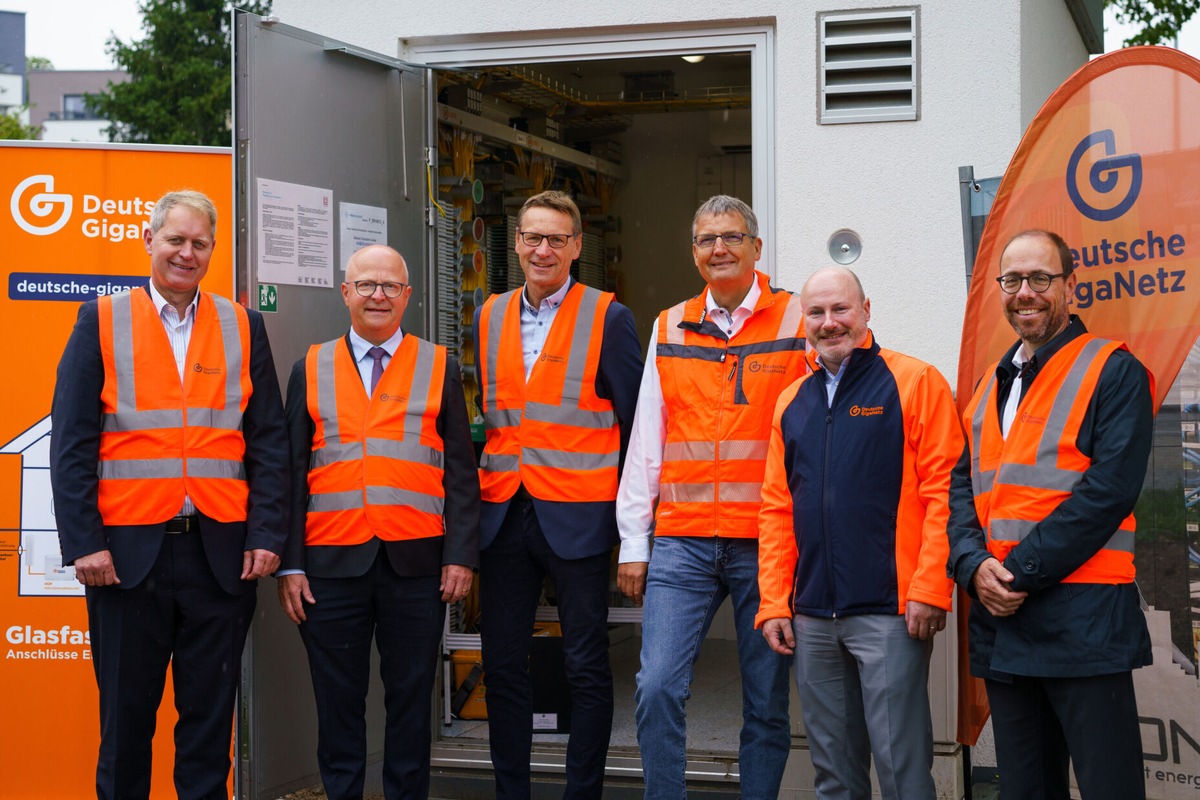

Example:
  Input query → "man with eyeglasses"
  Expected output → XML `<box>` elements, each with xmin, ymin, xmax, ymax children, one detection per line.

<box><xmin>473</xmin><ymin>190</ymin><xmax>642</xmax><ymax>799</ymax></box>
<box><xmin>279</xmin><ymin>244</ymin><xmax>480</xmax><ymax>800</ymax></box>
<box><xmin>616</xmin><ymin>194</ymin><xmax>806</xmax><ymax>799</ymax></box>
<box><xmin>948</xmin><ymin>229</ymin><xmax>1154</xmax><ymax>799</ymax></box>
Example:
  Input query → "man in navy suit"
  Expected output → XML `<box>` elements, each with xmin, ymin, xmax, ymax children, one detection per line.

<box><xmin>473</xmin><ymin>190</ymin><xmax>642</xmax><ymax>799</ymax></box>
<box><xmin>50</xmin><ymin>189</ymin><xmax>289</xmax><ymax>800</ymax></box>
<box><xmin>279</xmin><ymin>244</ymin><xmax>479</xmax><ymax>800</ymax></box>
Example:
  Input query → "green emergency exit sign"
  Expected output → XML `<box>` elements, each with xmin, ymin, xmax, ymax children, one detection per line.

<box><xmin>258</xmin><ymin>283</ymin><xmax>278</xmax><ymax>313</ymax></box>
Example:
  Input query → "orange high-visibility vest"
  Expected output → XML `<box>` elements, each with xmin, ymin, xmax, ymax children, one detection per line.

<box><xmin>304</xmin><ymin>335</ymin><xmax>447</xmax><ymax>545</ymax></box>
<box><xmin>655</xmin><ymin>272</ymin><xmax>806</xmax><ymax>538</ymax></box>
<box><xmin>477</xmin><ymin>283</ymin><xmax>620</xmax><ymax>503</ymax></box>
<box><xmin>97</xmin><ymin>288</ymin><xmax>251</xmax><ymax>524</ymax></box>
<box><xmin>964</xmin><ymin>334</ymin><xmax>1136</xmax><ymax>583</ymax></box>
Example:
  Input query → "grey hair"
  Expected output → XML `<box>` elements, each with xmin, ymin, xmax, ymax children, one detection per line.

<box><xmin>692</xmin><ymin>194</ymin><xmax>758</xmax><ymax>238</ymax></box>
<box><xmin>149</xmin><ymin>190</ymin><xmax>218</xmax><ymax>238</ymax></box>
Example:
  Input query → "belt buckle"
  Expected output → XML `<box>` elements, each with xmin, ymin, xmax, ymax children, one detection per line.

<box><xmin>164</xmin><ymin>515</ymin><xmax>197</xmax><ymax>534</ymax></box>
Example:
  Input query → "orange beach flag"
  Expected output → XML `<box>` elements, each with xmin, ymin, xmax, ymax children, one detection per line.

<box><xmin>955</xmin><ymin>46</ymin><xmax>1200</xmax><ymax>745</ymax></box>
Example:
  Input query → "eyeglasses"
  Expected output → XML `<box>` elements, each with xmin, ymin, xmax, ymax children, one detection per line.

<box><xmin>693</xmin><ymin>232</ymin><xmax>751</xmax><ymax>249</ymax></box>
<box><xmin>350</xmin><ymin>280</ymin><xmax>408</xmax><ymax>298</ymax></box>
<box><xmin>995</xmin><ymin>272</ymin><xmax>1067</xmax><ymax>294</ymax></box>
<box><xmin>517</xmin><ymin>231</ymin><xmax>579</xmax><ymax>249</ymax></box>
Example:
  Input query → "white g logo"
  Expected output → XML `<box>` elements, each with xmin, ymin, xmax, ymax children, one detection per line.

<box><xmin>11</xmin><ymin>174</ymin><xmax>73</xmax><ymax>235</ymax></box>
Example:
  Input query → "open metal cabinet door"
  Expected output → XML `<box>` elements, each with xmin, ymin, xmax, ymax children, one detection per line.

<box><xmin>232</xmin><ymin>11</ymin><xmax>429</xmax><ymax>799</ymax></box>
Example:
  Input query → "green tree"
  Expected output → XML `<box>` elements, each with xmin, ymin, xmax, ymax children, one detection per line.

<box><xmin>26</xmin><ymin>56</ymin><xmax>54</xmax><ymax>71</ymax></box>
<box><xmin>1108</xmin><ymin>0</ymin><xmax>1200</xmax><ymax>46</ymax></box>
<box><xmin>87</xmin><ymin>0</ymin><xmax>271</xmax><ymax>146</ymax></box>
<box><xmin>0</xmin><ymin>112</ymin><xmax>40</xmax><ymax>140</ymax></box>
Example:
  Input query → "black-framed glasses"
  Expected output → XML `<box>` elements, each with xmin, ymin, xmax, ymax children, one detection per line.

<box><xmin>350</xmin><ymin>280</ymin><xmax>408</xmax><ymax>298</ymax></box>
<box><xmin>517</xmin><ymin>230</ymin><xmax>579</xmax><ymax>249</ymax></box>
<box><xmin>995</xmin><ymin>272</ymin><xmax>1066</xmax><ymax>294</ymax></box>
<box><xmin>693</xmin><ymin>232</ymin><xmax>751</xmax><ymax>249</ymax></box>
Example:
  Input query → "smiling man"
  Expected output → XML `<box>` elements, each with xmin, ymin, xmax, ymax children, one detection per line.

<box><xmin>280</xmin><ymin>244</ymin><xmax>479</xmax><ymax>800</ymax></box>
<box><xmin>617</xmin><ymin>195</ymin><xmax>806</xmax><ymax>799</ymax></box>
<box><xmin>50</xmin><ymin>190</ymin><xmax>289</xmax><ymax>800</ymax></box>
<box><xmin>948</xmin><ymin>229</ymin><xmax>1154</xmax><ymax>800</ymax></box>
<box><xmin>473</xmin><ymin>190</ymin><xmax>642</xmax><ymax>800</ymax></box>
<box><xmin>755</xmin><ymin>266</ymin><xmax>962</xmax><ymax>800</ymax></box>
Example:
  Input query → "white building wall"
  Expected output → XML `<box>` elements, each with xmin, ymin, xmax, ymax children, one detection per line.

<box><xmin>39</xmin><ymin>119</ymin><xmax>112</xmax><ymax>143</ymax></box>
<box><xmin>271</xmin><ymin>0</ymin><xmax>1082</xmax><ymax>386</ymax></box>
<box><xmin>1021</xmin><ymin>0</ymin><xmax>1091</xmax><ymax>130</ymax></box>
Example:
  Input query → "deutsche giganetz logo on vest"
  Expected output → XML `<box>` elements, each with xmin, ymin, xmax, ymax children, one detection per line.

<box><xmin>10</xmin><ymin>174</ymin><xmax>73</xmax><ymax>236</ymax></box>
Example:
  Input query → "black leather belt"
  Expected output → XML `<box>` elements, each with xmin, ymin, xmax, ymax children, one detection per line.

<box><xmin>513</xmin><ymin>483</ymin><xmax>533</xmax><ymax>501</ymax></box>
<box><xmin>164</xmin><ymin>515</ymin><xmax>199</xmax><ymax>534</ymax></box>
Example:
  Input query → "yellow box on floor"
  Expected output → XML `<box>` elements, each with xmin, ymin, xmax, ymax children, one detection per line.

<box><xmin>450</xmin><ymin>622</ymin><xmax>562</xmax><ymax>721</ymax></box>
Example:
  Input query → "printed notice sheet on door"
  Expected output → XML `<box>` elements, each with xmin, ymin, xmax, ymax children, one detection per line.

<box><xmin>256</xmin><ymin>178</ymin><xmax>334</xmax><ymax>288</ymax></box>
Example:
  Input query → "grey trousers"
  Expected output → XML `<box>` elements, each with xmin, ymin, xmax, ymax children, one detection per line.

<box><xmin>792</xmin><ymin>613</ymin><xmax>936</xmax><ymax>800</ymax></box>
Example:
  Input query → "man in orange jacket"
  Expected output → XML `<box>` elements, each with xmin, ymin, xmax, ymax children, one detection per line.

<box><xmin>280</xmin><ymin>244</ymin><xmax>479</xmax><ymax>800</ymax></box>
<box><xmin>757</xmin><ymin>266</ymin><xmax>962</xmax><ymax>800</ymax></box>
<box><xmin>948</xmin><ymin>230</ymin><xmax>1153</xmax><ymax>800</ymax></box>
<box><xmin>50</xmin><ymin>190</ymin><xmax>290</xmax><ymax>800</ymax></box>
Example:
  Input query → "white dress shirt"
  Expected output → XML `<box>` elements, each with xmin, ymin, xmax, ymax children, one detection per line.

<box><xmin>348</xmin><ymin>326</ymin><xmax>404</xmax><ymax>390</ymax></box>
<box><xmin>615</xmin><ymin>279</ymin><xmax>762</xmax><ymax>563</ymax></box>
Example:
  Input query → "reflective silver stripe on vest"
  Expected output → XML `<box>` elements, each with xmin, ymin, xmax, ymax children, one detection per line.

<box><xmin>991</xmin><ymin>338</ymin><xmax>1108</xmax><ymax>495</ymax></box>
<box><xmin>969</xmin><ymin>373</ymin><xmax>997</xmax><ymax>498</ymax></box>
<box><xmin>405</xmin><ymin>339</ymin><xmax>438</xmax><ymax>439</ymax></box>
<box><xmin>663</xmin><ymin>301</ymin><xmax>687</xmax><ymax>346</ymax></box>
<box><xmin>523</xmin><ymin>447</ymin><xmax>618</xmax><ymax>471</ymax></box>
<box><xmin>310</xmin><ymin>440</ymin><xmax>362</xmax><ymax>469</ymax></box>
<box><xmin>663</xmin><ymin>439</ymin><xmax>769</xmax><ymax>462</ymax></box>
<box><xmin>366</xmin><ymin>437</ymin><xmax>443</xmax><ymax>469</ymax></box>
<box><xmin>774</xmin><ymin>292</ymin><xmax>805</xmax><ymax>339</ymax></box>
<box><xmin>103</xmin><ymin>292</ymin><xmax>245</xmax><ymax>432</ymax></box>
<box><xmin>315</xmin><ymin>340</ymin><xmax>341</xmax><ymax>443</ymax></box>
<box><xmin>988</xmin><ymin>518</ymin><xmax>1135</xmax><ymax>553</ymax></box>
<box><xmin>366</xmin><ymin>485</ymin><xmax>445</xmax><ymax>516</ymax></box>
<box><xmin>186</xmin><ymin>458</ymin><xmax>247</xmax><ymax>480</ymax></box>
<box><xmin>308</xmin><ymin>490</ymin><xmax>362</xmax><ymax>513</ymax></box>
<box><xmin>102</xmin><ymin>408</ymin><xmax>183</xmax><ymax>432</ymax></box>
<box><xmin>660</xmin><ymin>481</ymin><xmax>764</xmax><ymax>504</ymax></box>
<box><xmin>211</xmin><ymin>295</ymin><xmax>244</xmax><ymax>418</ymax></box>
<box><xmin>661</xmin><ymin>482</ymin><xmax>714</xmax><ymax>503</ymax></box>
<box><xmin>482</xmin><ymin>290</ymin><xmax>516</xmax><ymax>415</ymax></box>
<box><xmin>480</xmin><ymin>452</ymin><xmax>519</xmax><ymax>472</ymax></box>
<box><xmin>484</xmin><ymin>408</ymin><xmax>523</xmax><ymax>429</ymax></box>
<box><xmin>97</xmin><ymin>458</ymin><xmax>184</xmax><ymax>479</ymax></box>
<box><xmin>524</xmin><ymin>401</ymin><xmax>615</xmax><ymax>429</ymax></box>
<box><xmin>561</xmin><ymin>286</ymin><xmax>602</xmax><ymax>400</ymax></box>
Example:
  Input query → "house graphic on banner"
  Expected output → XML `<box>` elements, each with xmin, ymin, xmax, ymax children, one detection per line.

<box><xmin>0</xmin><ymin>415</ymin><xmax>82</xmax><ymax>597</ymax></box>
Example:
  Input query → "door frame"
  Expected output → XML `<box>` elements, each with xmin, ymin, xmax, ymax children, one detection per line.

<box><xmin>405</xmin><ymin>23</ymin><xmax>777</xmax><ymax>280</ymax></box>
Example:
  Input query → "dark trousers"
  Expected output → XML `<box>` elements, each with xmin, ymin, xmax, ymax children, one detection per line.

<box><xmin>986</xmin><ymin>672</ymin><xmax>1146</xmax><ymax>800</ymax></box>
<box><xmin>86</xmin><ymin>529</ymin><xmax>255</xmax><ymax>800</ymax></box>
<box><xmin>298</xmin><ymin>551</ymin><xmax>444</xmax><ymax>800</ymax></box>
<box><xmin>479</xmin><ymin>499</ymin><xmax>614</xmax><ymax>800</ymax></box>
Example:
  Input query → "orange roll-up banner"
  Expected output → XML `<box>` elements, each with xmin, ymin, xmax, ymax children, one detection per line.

<box><xmin>955</xmin><ymin>47</ymin><xmax>1200</xmax><ymax>746</ymax></box>
<box><xmin>0</xmin><ymin>143</ymin><xmax>233</xmax><ymax>798</ymax></box>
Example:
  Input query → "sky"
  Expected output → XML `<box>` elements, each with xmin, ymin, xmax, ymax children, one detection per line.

<box><xmin>3</xmin><ymin>0</ymin><xmax>1200</xmax><ymax>70</ymax></box>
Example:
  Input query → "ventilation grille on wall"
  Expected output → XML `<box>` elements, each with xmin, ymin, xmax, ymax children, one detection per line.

<box><xmin>819</xmin><ymin>8</ymin><xmax>917</xmax><ymax>125</ymax></box>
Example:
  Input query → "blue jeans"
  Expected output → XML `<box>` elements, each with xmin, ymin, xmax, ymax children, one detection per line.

<box><xmin>634</xmin><ymin>536</ymin><xmax>791</xmax><ymax>800</ymax></box>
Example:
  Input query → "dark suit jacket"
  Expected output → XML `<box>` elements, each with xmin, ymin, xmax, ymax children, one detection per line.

<box><xmin>283</xmin><ymin>332</ymin><xmax>480</xmax><ymax>578</ymax></box>
<box><xmin>473</xmin><ymin>283</ymin><xmax>643</xmax><ymax>560</ymax></box>
<box><xmin>49</xmin><ymin>286</ymin><xmax>290</xmax><ymax>596</ymax></box>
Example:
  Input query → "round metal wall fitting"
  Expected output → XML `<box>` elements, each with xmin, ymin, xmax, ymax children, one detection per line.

<box><xmin>828</xmin><ymin>229</ymin><xmax>862</xmax><ymax>265</ymax></box>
